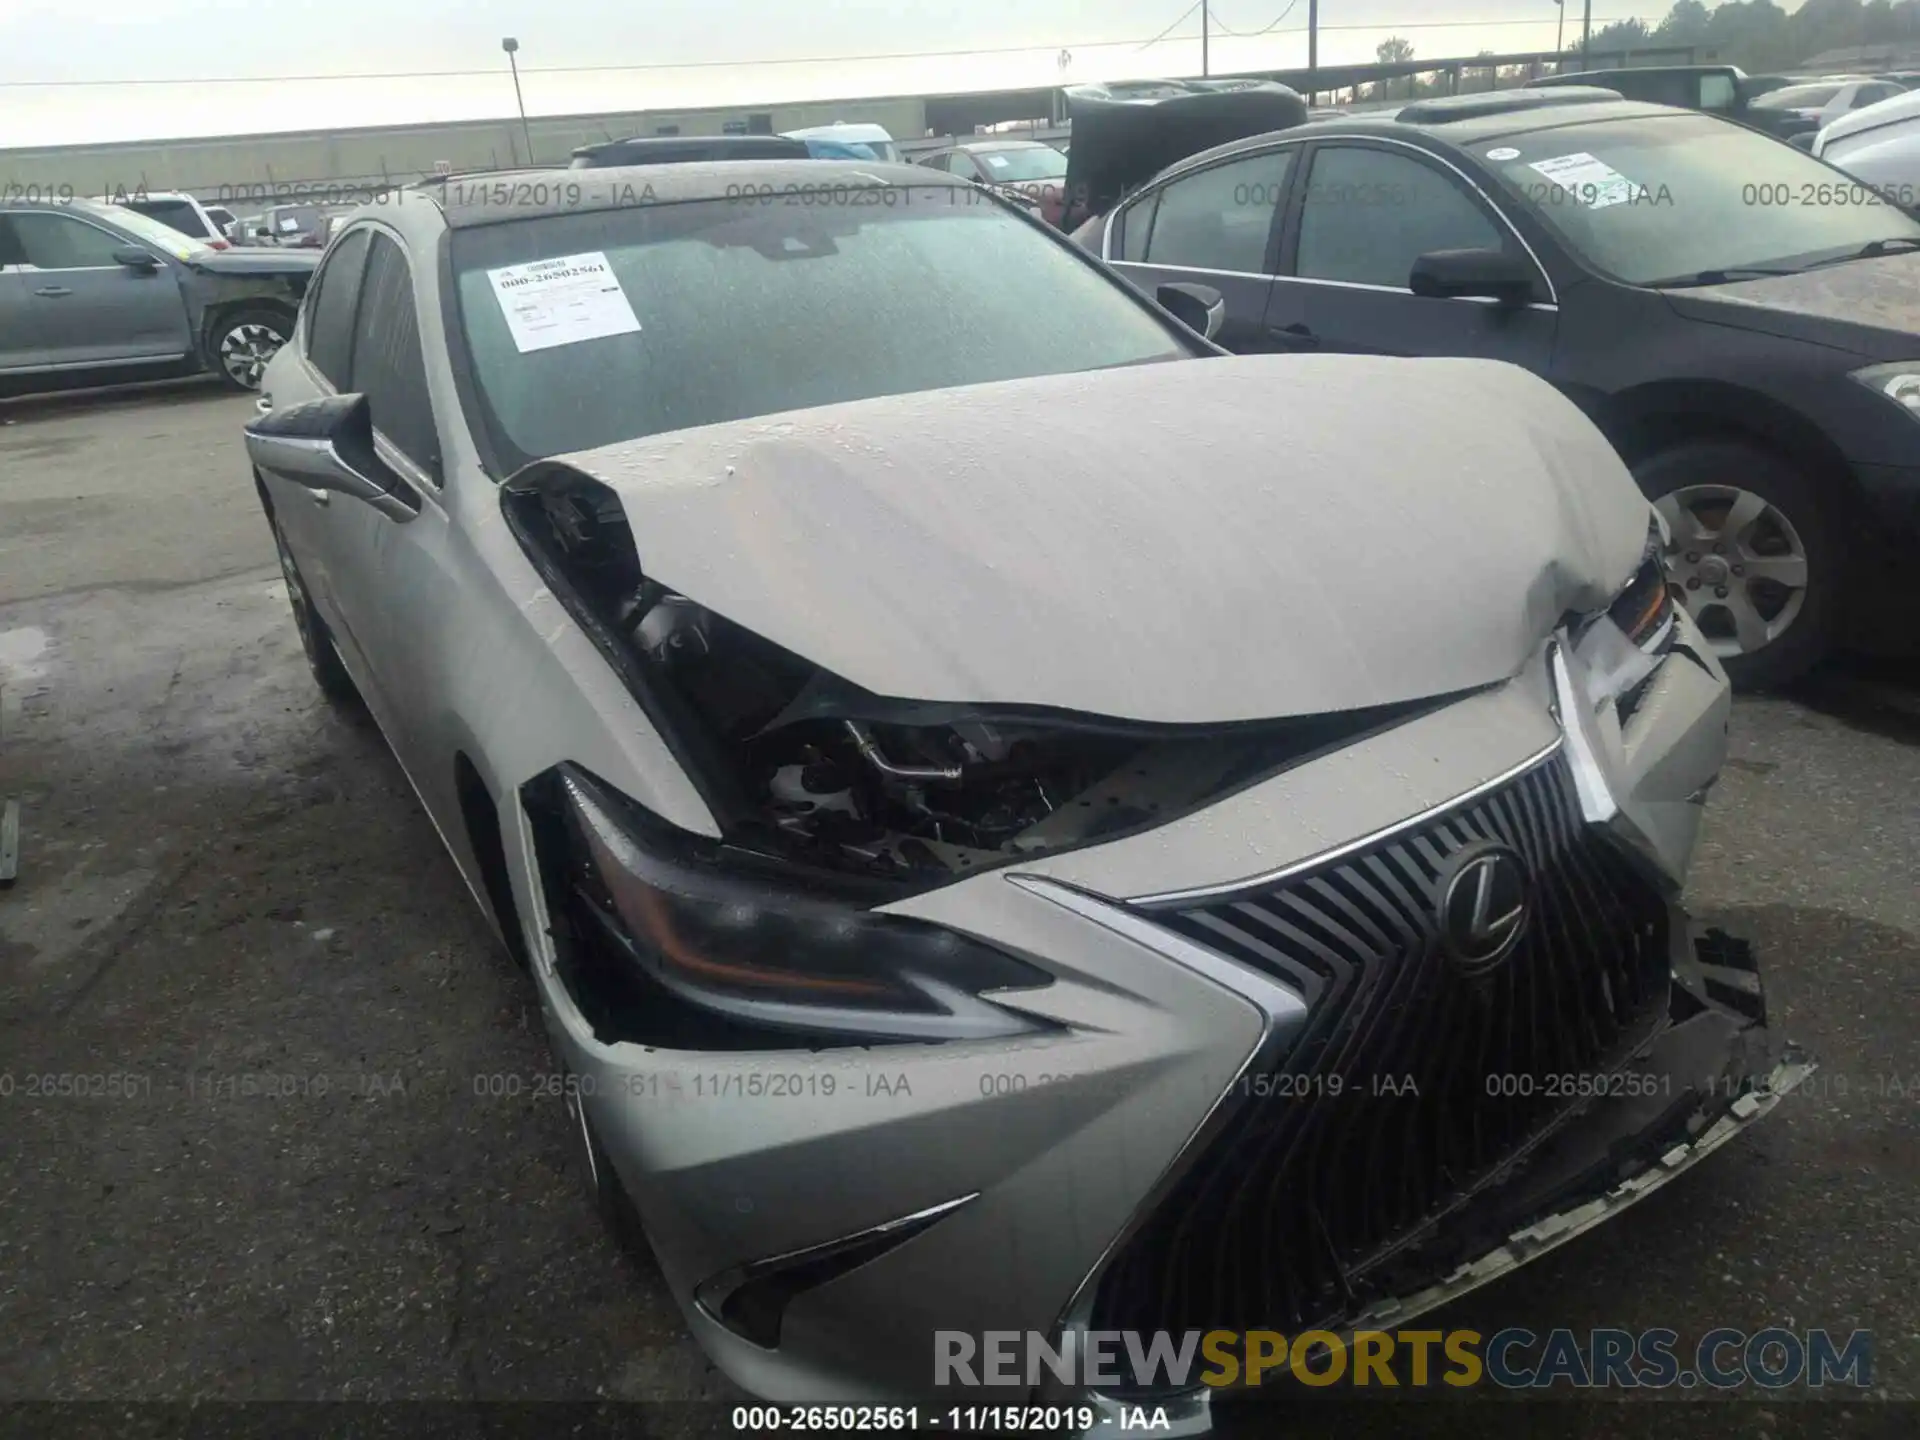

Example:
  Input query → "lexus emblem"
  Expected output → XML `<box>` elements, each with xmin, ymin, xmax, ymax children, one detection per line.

<box><xmin>1436</xmin><ymin>843</ymin><xmax>1530</xmax><ymax>976</ymax></box>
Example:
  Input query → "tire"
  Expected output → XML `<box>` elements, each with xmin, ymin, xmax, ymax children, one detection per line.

<box><xmin>267</xmin><ymin>509</ymin><xmax>363</xmax><ymax>710</ymax></box>
<box><xmin>1631</xmin><ymin>439</ymin><xmax>1843</xmax><ymax>689</ymax></box>
<box><xmin>209</xmin><ymin>305</ymin><xmax>293</xmax><ymax>392</ymax></box>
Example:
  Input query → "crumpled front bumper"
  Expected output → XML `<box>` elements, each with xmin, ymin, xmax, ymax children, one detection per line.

<box><xmin>521</xmin><ymin>621</ymin><xmax>1800</xmax><ymax>1413</ymax></box>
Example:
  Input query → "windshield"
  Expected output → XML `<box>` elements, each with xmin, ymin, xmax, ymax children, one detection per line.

<box><xmin>450</xmin><ymin>188</ymin><xmax>1191</xmax><ymax>467</ymax></box>
<box><xmin>1752</xmin><ymin>83</ymin><xmax>1845</xmax><ymax>110</ymax></box>
<box><xmin>973</xmin><ymin>147</ymin><xmax>1069</xmax><ymax>182</ymax></box>
<box><xmin>1477</xmin><ymin>112</ymin><xmax>1920</xmax><ymax>285</ymax></box>
<box><xmin>90</xmin><ymin>203</ymin><xmax>207</xmax><ymax>259</ymax></box>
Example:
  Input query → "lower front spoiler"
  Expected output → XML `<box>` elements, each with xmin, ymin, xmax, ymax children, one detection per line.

<box><xmin>1079</xmin><ymin>923</ymin><xmax>1812</xmax><ymax>1432</ymax></box>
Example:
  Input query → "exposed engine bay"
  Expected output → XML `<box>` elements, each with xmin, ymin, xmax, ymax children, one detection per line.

<box><xmin>506</xmin><ymin>472</ymin><xmax>1440</xmax><ymax>892</ymax></box>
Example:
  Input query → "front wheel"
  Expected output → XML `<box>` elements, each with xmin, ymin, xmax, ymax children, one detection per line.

<box><xmin>1632</xmin><ymin>440</ymin><xmax>1842</xmax><ymax>689</ymax></box>
<box><xmin>210</xmin><ymin>306</ymin><xmax>293</xmax><ymax>391</ymax></box>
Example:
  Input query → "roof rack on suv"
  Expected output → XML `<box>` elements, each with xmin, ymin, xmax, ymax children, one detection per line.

<box><xmin>1395</xmin><ymin>86</ymin><xmax>1623</xmax><ymax>124</ymax></box>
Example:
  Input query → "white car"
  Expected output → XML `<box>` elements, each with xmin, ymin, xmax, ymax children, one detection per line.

<box><xmin>780</xmin><ymin>121</ymin><xmax>901</xmax><ymax>162</ymax></box>
<box><xmin>239</xmin><ymin>159</ymin><xmax>1800</xmax><ymax>1418</ymax></box>
<box><xmin>1814</xmin><ymin>85</ymin><xmax>1920</xmax><ymax>203</ymax></box>
<box><xmin>106</xmin><ymin>191</ymin><xmax>236</xmax><ymax>250</ymax></box>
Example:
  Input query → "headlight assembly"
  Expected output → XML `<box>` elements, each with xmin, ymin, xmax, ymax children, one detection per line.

<box><xmin>537</xmin><ymin>764</ymin><xmax>1055</xmax><ymax>1048</ymax></box>
<box><xmin>1849</xmin><ymin>361</ymin><xmax>1920</xmax><ymax>419</ymax></box>
<box><xmin>1570</xmin><ymin>518</ymin><xmax>1678</xmax><ymax>711</ymax></box>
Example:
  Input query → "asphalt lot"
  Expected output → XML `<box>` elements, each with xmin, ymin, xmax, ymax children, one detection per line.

<box><xmin>0</xmin><ymin>380</ymin><xmax>1916</xmax><ymax>1439</ymax></box>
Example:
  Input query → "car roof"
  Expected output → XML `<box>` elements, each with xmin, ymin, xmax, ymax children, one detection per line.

<box><xmin>572</xmin><ymin>134</ymin><xmax>811</xmax><ymax>163</ymax></box>
<box><xmin>1819</xmin><ymin>84</ymin><xmax>1920</xmax><ymax>145</ymax></box>
<box><xmin>421</xmin><ymin>160</ymin><xmax>968</xmax><ymax>228</ymax></box>
<box><xmin>1150</xmin><ymin>95</ymin><xmax>1685</xmax><ymax>183</ymax></box>
<box><xmin>954</xmin><ymin>138</ymin><xmax>1056</xmax><ymax>151</ymax></box>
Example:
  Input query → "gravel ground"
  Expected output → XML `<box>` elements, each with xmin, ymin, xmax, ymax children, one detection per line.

<box><xmin>0</xmin><ymin>382</ymin><xmax>1914</xmax><ymax>1439</ymax></box>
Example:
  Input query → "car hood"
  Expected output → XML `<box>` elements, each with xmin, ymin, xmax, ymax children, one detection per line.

<box><xmin>185</xmin><ymin>247</ymin><xmax>320</xmax><ymax>277</ymax></box>
<box><xmin>541</xmin><ymin>353</ymin><xmax>1648</xmax><ymax>723</ymax></box>
<box><xmin>1662</xmin><ymin>250</ymin><xmax>1920</xmax><ymax>358</ymax></box>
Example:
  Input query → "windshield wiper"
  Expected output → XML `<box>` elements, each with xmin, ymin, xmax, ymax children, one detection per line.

<box><xmin>1800</xmin><ymin>235</ymin><xmax>1920</xmax><ymax>269</ymax></box>
<box><xmin>1645</xmin><ymin>266</ymin><xmax>1806</xmax><ymax>289</ymax></box>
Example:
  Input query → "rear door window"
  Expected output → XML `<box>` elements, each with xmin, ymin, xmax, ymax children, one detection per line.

<box><xmin>1132</xmin><ymin>149</ymin><xmax>1295</xmax><ymax>273</ymax></box>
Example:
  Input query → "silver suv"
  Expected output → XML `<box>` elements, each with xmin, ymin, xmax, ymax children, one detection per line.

<box><xmin>0</xmin><ymin>198</ymin><xmax>317</xmax><ymax>393</ymax></box>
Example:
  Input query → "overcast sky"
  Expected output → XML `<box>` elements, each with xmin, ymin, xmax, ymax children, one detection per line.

<box><xmin>4</xmin><ymin>1</ymin><xmax>1668</xmax><ymax>148</ymax></box>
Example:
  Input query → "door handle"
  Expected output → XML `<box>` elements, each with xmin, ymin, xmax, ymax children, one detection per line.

<box><xmin>303</xmin><ymin>487</ymin><xmax>331</xmax><ymax>506</ymax></box>
<box><xmin>34</xmin><ymin>286</ymin><xmax>72</xmax><ymax>298</ymax></box>
<box><xmin>1268</xmin><ymin>322</ymin><xmax>1320</xmax><ymax>349</ymax></box>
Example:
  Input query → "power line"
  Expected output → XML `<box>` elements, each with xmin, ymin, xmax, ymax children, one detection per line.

<box><xmin>1210</xmin><ymin>1</ymin><xmax>1303</xmax><ymax>40</ymax></box>
<box><xmin>0</xmin><ymin>18</ymin><xmax>1641</xmax><ymax>90</ymax></box>
<box><xmin>1137</xmin><ymin>2</ymin><xmax>1205</xmax><ymax>52</ymax></box>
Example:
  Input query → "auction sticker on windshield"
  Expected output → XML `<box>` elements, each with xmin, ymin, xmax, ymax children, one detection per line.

<box><xmin>487</xmin><ymin>251</ymin><xmax>643</xmax><ymax>353</ymax></box>
<box><xmin>1527</xmin><ymin>152</ymin><xmax>1636</xmax><ymax>210</ymax></box>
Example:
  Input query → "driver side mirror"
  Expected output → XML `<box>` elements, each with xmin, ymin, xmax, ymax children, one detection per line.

<box><xmin>1408</xmin><ymin>247</ymin><xmax>1535</xmax><ymax>306</ymax></box>
<box><xmin>244</xmin><ymin>393</ymin><xmax>419</xmax><ymax>522</ymax></box>
<box><xmin>1157</xmin><ymin>281</ymin><xmax>1226</xmax><ymax>342</ymax></box>
<box><xmin>113</xmin><ymin>246</ymin><xmax>161</xmax><ymax>271</ymax></box>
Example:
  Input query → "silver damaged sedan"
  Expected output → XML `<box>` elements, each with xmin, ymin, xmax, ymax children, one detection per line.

<box><xmin>243</xmin><ymin>161</ymin><xmax>1808</xmax><ymax>1420</ymax></box>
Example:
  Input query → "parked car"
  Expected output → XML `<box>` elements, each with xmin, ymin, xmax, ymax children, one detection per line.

<box><xmin>1078</xmin><ymin>87</ymin><xmax>1920</xmax><ymax>684</ymax></box>
<box><xmin>240</xmin><ymin>157</ymin><xmax>1797</xmax><ymax>1419</ymax></box>
<box><xmin>1532</xmin><ymin>65</ymin><xmax>1900</xmax><ymax>142</ymax></box>
<box><xmin>1814</xmin><ymin>85</ymin><xmax>1920</xmax><ymax>201</ymax></box>
<box><xmin>571</xmin><ymin>135</ymin><xmax>811</xmax><ymax>167</ymax></box>
<box><xmin>0</xmin><ymin>197</ymin><xmax>316</xmax><ymax>393</ymax></box>
<box><xmin>1745</xmin><ymin>77</ymin><xmax>1907</xmax><ymax>140</ymax></box>
<box><xmin>102</xmin><ymin>190</ymin><xmax>235</xmax><ymax>250</ymax></box>
<box><xmin>779</xmin><ymin>121</ymin><xmax>901</xmax><ymax>163</ymax></box>
<box><xmin>917</xmin><ymin>139</ymin><xmax>1070</xmax><ymax>225</ymax></box>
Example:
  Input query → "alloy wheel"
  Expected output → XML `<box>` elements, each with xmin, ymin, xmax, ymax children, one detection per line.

<box><xmin>1655</xmin><ymin>484</ymin><xmax>1810</xmax><ymax>661</ymax></box>
<box><xmin>219</xmin><ymin>322</ymin><xmax>287</xmax><ymax>390</ymax></box>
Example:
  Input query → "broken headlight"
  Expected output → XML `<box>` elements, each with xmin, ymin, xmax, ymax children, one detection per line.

<box><xmin>1571</xmin><ymin>518</ymin><xmax>1678</xmax><ymax>710</ymax></box>
<box><xmin>549</xmin><ymin>765</ymin><xmax>1054</xmax><ymax>1046</ymax></box>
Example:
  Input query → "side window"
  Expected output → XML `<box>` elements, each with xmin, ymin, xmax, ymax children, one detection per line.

<box><xmin>920</xmin><ymin>152</ymin><xmax>952</xmax><ymax>172</ymax></box>
<box><xmin>304</xmin><ymin>228</ymin><xmax>372</xmax><ymax>389</ymax></box>
<box><xmin>1699</xmin><ymin>73</ymin><xmax>1737</xmax><ymax>111</ymax></box>
<box><xmin>1137</xmin><ymin>149</ymin><xmax>1295</xmax><ymax>273</ymax></box>
<box><xmin>1295</xmin><ymin>146</ymin><xmax>1505</xmax><ymax>290</ymax></box>
<box><xmin>951</xmin><ymin>154</ymin><xmax>983</xmax><ymax>180</ymax></box>
<box><xmin>1855</xmin><ymin>83</ymin><xmax>1900</xmax><ymax>108</ymax></box>
<box><xmin>350</xmin><ymin>234</ymin><xmax>441</xmax><ymax>478</ymax></box>
<box><xmin>0</xmin><ymin>216</ymin><xmax>26</xmax><ymax>267</ymax></box>
<box><xmin>11</xmin><ymin>213</ymin><xmax>128</xmax><ymax>269</ymax></box>
<box><xmin>1118</xmin><ymin>192</ymin><xmax>1160</xmax><ymax>261</ymax></box>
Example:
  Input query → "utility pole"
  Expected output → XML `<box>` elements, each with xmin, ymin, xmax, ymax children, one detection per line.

<box><xmin>1309</xmin><ymin>0</ymin><xmax>1318</xmax><ymax>91</ymax></box>
<box><xmin>1581</xmin><ymin>0</ymin><xmax>1593</xmax><ymax>68</ymax></box>
<box><xmin>502</xmin><ymin>38</ymin><xmax>534</xmax><ymax>166</ymax></box>
<box><xmin>1202</xmin><ymin>3</ymin><xmax>1210</xmax><ymax>77</ymax></box>
<box><xmin>1555</xmin><ymin>0</ymin><xmax>1565</xmax><ymax>58</ymax></box>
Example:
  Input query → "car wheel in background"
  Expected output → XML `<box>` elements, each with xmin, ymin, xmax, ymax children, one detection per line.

<box><xmin>268</xmin><ymin>510</ymin><xmax>363</xmax><ymax>710</ymax></box>
<box><xmin>211</xmin><ymin>307</ymin><xmax>294</xmax><ymax>391</ymax></box>
<box><xmin>1633</xmin><ymin>439</ymin><xmax>1841</xmax><ymax>689</ymax></box>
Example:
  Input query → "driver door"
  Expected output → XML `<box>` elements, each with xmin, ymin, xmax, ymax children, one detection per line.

<box><xmin>1265</xmin><ymin>141</ymin><xmax>1557</xmax><ymax>372</ymax></box>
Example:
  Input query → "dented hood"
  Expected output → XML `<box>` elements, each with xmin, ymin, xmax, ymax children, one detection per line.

<box><xmin>542</xmin><ymin>353</ymin><xmax>1649</xmax><ymax>723</ymax></box>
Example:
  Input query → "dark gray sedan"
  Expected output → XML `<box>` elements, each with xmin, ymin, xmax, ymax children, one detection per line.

<box><xmin>0</xmin><ymin>198</ymin><xmax>316</xmax><ymax>393</ymax></box>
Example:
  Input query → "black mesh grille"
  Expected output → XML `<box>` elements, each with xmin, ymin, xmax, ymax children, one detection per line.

<box><xmin>1091</xmin><ymin>748</ymin><xmax>1671</xmax><ymax>1337</ymax></box>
